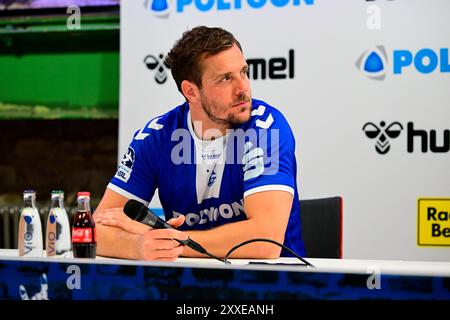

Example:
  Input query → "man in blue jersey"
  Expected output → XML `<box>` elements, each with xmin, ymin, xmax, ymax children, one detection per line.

<box><xmin>94</xmin><ymin>26</ymin><xmax>305</xmax><ymax>261</ymax></box>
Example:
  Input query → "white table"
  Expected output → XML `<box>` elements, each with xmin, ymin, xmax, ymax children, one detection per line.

<box><xmin>1</xmin><ymin>249</ymin><xmax>449</xmax><ymax>277</ymax></box>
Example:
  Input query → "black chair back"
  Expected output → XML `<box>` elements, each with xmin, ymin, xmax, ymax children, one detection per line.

<box><xmin>300</xmin><ymin>196</ymin><xmax>343</xmax><ymax>259</ymax></box>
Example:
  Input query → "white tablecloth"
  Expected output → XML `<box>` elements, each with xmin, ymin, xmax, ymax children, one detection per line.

<box><xmin>1</xmin><ymin>249</ymin><xmax>450</xmax><ymax>277</ymax></box>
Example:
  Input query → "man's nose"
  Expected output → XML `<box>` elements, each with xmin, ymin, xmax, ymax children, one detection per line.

<box><xmin>234</xmin><ymin>76</ymin><xmax>249</xmax><ymax>96</ymax></box>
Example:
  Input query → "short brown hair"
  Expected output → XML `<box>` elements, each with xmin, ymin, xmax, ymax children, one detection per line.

<box><xmin>165</xmin><ymin>26</ymin><xmax>243</xmax><ymax>95</ymax></box>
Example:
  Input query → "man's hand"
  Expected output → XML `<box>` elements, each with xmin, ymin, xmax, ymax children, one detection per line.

<box><xmin>94</xmin><ymin>207</ymin><xmax>185</xmax><ymax>233</ymax></box>
<box><xmin>136</xmin><ymin>228</ymin><xmax>187</xmax><ymax>261</ymax></box>
<box><xmin>95</xmin><ymin>207</ymin><xmax>147</xmax><ymax>234</ymax></box>
<box><xmin>94</xmin><ymin>206</ymin><xmax>188</xmax><ymax>261</ymax></box>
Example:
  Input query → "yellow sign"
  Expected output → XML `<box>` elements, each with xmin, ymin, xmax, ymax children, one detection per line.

<box><xmin>418</xmin><ymin>198</ymin><xmax>450</xmax><ymax>246</ymax></box>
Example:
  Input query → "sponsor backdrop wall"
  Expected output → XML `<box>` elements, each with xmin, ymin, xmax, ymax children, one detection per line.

<box><xmin>120</xmin><ymin>0</ymin><xmax>450</xmax><ymax>261</ymax></box>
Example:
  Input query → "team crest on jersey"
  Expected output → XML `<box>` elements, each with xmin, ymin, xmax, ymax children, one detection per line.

<box><xmin>207</xmin><ymin>169</ymin><xmax>217</xmax><ymax>187</ymax></box>
<box><xmin>115</xmin><ymin>147</ymin><xmax>136</xmax><ymax>183</ymax></box>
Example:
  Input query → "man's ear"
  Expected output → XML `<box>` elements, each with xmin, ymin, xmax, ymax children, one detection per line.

<box><xmin>181</xmin><ymin>80</ymin><xmax>199</xmax><ymax>103</ymax></box>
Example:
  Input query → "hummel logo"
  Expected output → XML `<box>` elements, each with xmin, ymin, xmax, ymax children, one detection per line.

<box><xmin>143</xmin><ymin>54</ymin><xmax>170</xmax><ymax>84</ymax></box>
<box><xmin>134</xmin><ymin>117</ymin><xmax>164</xmax><ymax>141</ymax></box>
<box><xmin>363</xmin><ymin>121</ymin><xmax>403</xmax><ymax>154</ymax></box>
<box><xmin>256</xmin><ymin>114</ymin><xmax>274</xmax><ymax>129</ymax></box>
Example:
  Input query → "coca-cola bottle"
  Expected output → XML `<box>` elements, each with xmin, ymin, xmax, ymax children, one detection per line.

<box><xmin>72</xmin><ymin>191</ymin><xmax>96</xmax><ymax>258</ymax></box>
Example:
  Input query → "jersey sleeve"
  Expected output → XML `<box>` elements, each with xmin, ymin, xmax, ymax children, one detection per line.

<box><xmin>242</xmin><ymin>104</ymin><xmax>297</xmax><ymax>198</ymax></box>
<box><xmin>108</xmin><ymin>123</ymin><xmax>160</xmax><ymax>206</ymax></box>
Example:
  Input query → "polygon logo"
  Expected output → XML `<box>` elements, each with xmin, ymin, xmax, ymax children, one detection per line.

<box><xmin>356</xmin><ymin>46</ymin><xmax>388</xmax><ymax>81</ymax></box>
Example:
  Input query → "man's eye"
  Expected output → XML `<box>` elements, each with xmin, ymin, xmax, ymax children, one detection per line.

<box><xmin>222</xmin><ymin>75</ymin><xmax>231</xmax><ymax>81</ymax></box>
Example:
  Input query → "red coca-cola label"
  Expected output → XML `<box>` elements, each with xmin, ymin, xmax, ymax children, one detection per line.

<box><xmin>72</xmin><ymin>228</ymin><xmax>95</xmax><ymax>243</ymax></box>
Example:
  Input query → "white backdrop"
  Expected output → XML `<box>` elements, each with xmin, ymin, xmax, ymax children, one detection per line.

<box><xmin>119</xmin><ymin>0</ymin><xmax>450</xmax><ymax>261</ymax></box>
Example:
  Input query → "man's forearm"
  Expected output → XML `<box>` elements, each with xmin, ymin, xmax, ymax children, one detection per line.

<box><xmin>96</xmin><ymin>224</ymin><xmax>140</xmax><ymax>260</ymax></box>
<box><xmin>183</xmin><ymin>219</ymin><xmax>284</xmax><ymax>259</ymax></box>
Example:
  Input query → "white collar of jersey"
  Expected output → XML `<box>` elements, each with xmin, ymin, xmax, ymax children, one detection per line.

<box><xmin>187</xmin><ymin>110</ymin><xmax>229</xmax><ymax>148</ymax></box>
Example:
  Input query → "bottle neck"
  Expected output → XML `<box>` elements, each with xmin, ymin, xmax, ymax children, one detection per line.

<box><xmin>23</xmin><ymin>195</ymin><xmax>36</xmax><ymax>208</ymax></box>
<box><xmin>51</xmin><ymin>196</ymin><xmax>64</xmax><ymax>209</ymax></box>
<box><xmin>77</xmin><ymin>197</ymin><xmax>91</xmax><ymax>212</ymax></box>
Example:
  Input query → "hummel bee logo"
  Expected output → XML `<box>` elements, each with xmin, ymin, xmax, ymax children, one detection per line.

<box><xmin>363</xmin><ymin>121</ymin><xmax>403</xmax><ymax>154</ymax></box>
<box><xmin>144</xmin><ymin>54</ymin><xmax>170</xmax><ymax>84</ymax></box>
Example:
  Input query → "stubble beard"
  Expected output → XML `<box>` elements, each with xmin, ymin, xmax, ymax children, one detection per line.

<box><xmin>200</xmin><ymin>92</ymin><xmax>252</xmax><ymax>127</ymax></box>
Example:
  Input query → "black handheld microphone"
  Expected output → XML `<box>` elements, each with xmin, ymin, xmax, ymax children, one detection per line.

<box><xmin>123</xmin><ymin>199</ymin><xmax>209</xmax><ymax>256</ymax></box>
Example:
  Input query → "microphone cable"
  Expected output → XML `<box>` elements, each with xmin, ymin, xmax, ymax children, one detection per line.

<box><xmin>186</xmin><ymin>236</ymin><xmax>314</xmax><ymax>267</ymax></box>
<box><xmin>223</xmin><ymin>238</ymin><xmax>315</xmax><ymax>267</ymax></box>
<box><xmin>203</xmin><ymin>251</ymin><xmax>225</xmax><ymax>263</ymax></box>
<box><xmin>178</xmin><ymin>238</ymin><xmax>225</xmax><ymax>263</ymax></box>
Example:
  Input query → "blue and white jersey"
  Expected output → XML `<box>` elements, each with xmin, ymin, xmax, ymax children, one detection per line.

<box><xmin>108</xmin><ymin>99</ymin><xmax>305</xmax><ymax>257</ymax></box>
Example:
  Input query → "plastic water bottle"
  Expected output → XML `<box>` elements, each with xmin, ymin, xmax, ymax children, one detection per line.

<box><xmin>18</xmin><ymin>190</ymin><xmax>43</xmax><ymax>257</ymax></box>
<box><xmin>46</xmin><ymin>190</ymin><xmax>71</xmax><ymax>257</ymax></box>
